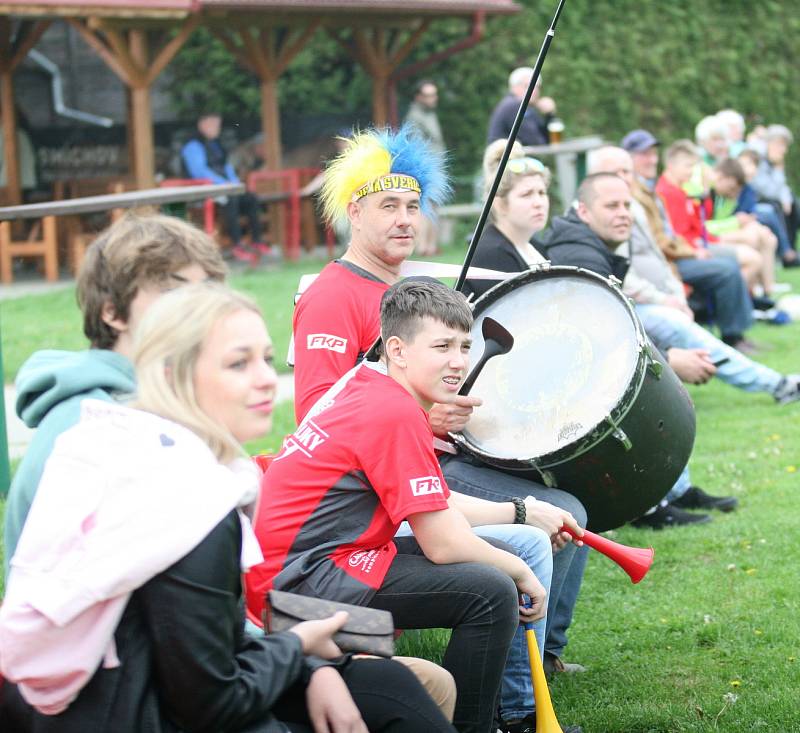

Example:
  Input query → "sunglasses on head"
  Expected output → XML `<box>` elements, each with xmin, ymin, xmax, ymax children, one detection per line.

<box><xmin>506</xmin><ymin>157</ymin><xmax>546</xmax><ymax>174</ymax></box>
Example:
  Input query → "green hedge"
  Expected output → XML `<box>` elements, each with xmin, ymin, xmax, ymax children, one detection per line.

<box><xmin>170</xmin><ymin>2</ymin><xmax>800</xmax><ymax>180</ymax></box>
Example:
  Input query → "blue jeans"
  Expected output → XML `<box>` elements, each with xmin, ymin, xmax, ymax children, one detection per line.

<box><xmin>755</xmin><ymin>202</ymin><xmax>793</xmax><ymax>258</ymax></box>
<box><xmin>439</xmin><ymin>453</ymin><xmax>587</xmax><ymax>663</ymax></box>
<box><xmin>635</xmin><ymin>304</ymin><xmax>782</xmax><ymax>395</ymax></box>
<box><xmin>396</xmin><ymin>521</ymin><xmax>552</xmax><ymax>721</ymax></box>
<box><xmin>676</xmin><ymin>254</ymin><xmax>753</xmax><ymax>339</ymax></box>
<box><xmin>664</xmin><ymin>465</ymin><xmax>691</xmax><ymax>503</ymax></box>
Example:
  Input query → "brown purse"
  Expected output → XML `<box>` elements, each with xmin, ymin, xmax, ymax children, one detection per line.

<box><xmin>264</xmin><ymin>590</ymin><xmax>396</xmax><ymax>658</ymax></box>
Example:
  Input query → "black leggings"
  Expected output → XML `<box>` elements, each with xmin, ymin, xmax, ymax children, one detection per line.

<box><xmin>275</xmin><ymin>657</ymin><xmax>456</xmax><ymax>733</ymax></box>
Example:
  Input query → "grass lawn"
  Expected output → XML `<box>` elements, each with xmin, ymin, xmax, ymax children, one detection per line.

<box><xmin>2</xmin><ymin>250</ymin><xmax>800</xmax><ymax>732</ymax></box>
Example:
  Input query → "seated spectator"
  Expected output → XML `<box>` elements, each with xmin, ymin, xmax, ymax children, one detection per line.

<box><xmin>717</xmin><ymin>108</ymin><xmax>747</xmax><ymax>158</ymax></box>
<box><xmin>695</xmin><ymin>115</ymin><xmax>730</xmax><ymax>168</ymax></box>
<box><xmin>586</xmin><ymin>146</ymin><xmax>744</xmax><ymax>527</ymax></box>
<box><xmin>3</xmin><ymin>213</ymin><xmax>226</xmax><ymax>578</ymax></box>
<box><xmin>738</xmin><ymin>147</ymin><xmax>799</xmax><ymax>267</ymax></box>
<box><xmin>535</xmin><ymin>171</ymin><xmax>800</xmax><ymax>408</ymax></box>
<box><xmin>621</xmin><ymin>130</ymin><xmax>755</xmax><ymax>350</ymax></box>
<box><xmin>249</xmin><ymin>278</ymin><xmax>561</xmax><ymax>733</ymax></box>
<box><xmin>488</xmin><ymin>66</ymin><xmax>556</xmax><ymax>146</ymax></box>
<box><xmin>461</xmin><ymin>139</ymin><xmax>549</xmax><ymax>302</ymax></box>
<box><xmin>290</xmin><ymin>126</ymin><xmax>589</xmax><ymax>708</ymax></box>
<box><xmin>656</xmin><ymin>140</ymin><xmax>765</xmax><ymax>295</ymax></box>
<box><xmin>709</xmin><ymin>158</ymin><xmax>778</xmax><ymax>297</ymax></box>
<box><xmin>182</xmin><ymin>112</ymin><xmax>270</xmax><ymax>265</ymax></box>
<box><xmin>748</xmin><ymin>124</ymin><xmax>800</xmax><ymax>266</ymax></box>
<box><xmin>0</xmin><ymin>284</ymin><xmax>457</xmax><ymax>732</ymax></box>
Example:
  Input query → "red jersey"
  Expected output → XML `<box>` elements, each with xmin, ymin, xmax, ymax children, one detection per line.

<box><xmin>655</xmin><ymin>175</ymin><xmax>717</xmax><ymax>248</ymax></box>
<box><xmin>293</xmin><ymin>261</ymin><xmax>389</xmax><ymax>422</ymax></box>
<box><xmin>246</xmin><ymin>363</ymin><xmax>450</xmax><ymax>616</ymax></box>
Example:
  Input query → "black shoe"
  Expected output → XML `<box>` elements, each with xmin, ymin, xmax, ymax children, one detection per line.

<box><xmin>671</xmin><ymin>486</ymin><xmax>738</xmax><ymax>513</ymax></box>
<box><xmin>502</xmin><ymin>713</ymin><xmax>583</xmax><ymax>733</ymax></box>
<box><xmin>752</xmin><ymin>295</ymin><xmax>776</xmax><ymax>311</ymax></box>
<box><xmin>631</xmin><ymin>504</ymin><xmax>711</xmax><ymax>530</ymax></box>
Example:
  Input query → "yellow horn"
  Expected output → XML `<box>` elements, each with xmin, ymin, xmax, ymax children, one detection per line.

<box><xmin>524</xmin><ymin>622</ymin><xmax>563</xmax><ymax>733</ymax></box>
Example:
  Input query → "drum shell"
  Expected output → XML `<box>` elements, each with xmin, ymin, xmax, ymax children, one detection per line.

<box><xmin>499</xmin><ymin>345</ymin><xmax>695</xmax><ymax>531</ymax></box>
<box><xmin>452</xmin><ymin>265</ymin><xmax>696</xmax><ymax>532</ymax></box>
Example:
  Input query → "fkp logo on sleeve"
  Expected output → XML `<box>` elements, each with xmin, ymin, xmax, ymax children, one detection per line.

<box><xmin>307</xmin><ymin>333</ymin><xmax>347</xmax><ymax>353</ymax></box>
<box><xmin>409</xmin><ymin>476</ymin><xmax>443</xmax><ymax>497</ymax></box>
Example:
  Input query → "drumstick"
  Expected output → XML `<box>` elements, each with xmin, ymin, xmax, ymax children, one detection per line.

<box><xmin>459</xmin><ymin>317</ymin><xmax>514</xmax><ymax>395</ymax></box>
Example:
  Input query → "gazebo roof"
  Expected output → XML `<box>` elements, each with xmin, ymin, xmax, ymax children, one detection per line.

<box><xmin>0</xmin><ymin>1</ymin><xmax>198</xmax><ymax>17</ymax></box>
<box><xmin>0</xmin><ymin>0</ymin><xmax>519</xmax><ymax>17</ymax></box>
<box><xmin>199</xmin><ymin>0</ymin><xmax>519</xmax><ymax>14</ymax></box>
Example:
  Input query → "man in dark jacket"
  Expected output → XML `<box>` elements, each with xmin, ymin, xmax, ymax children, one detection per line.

<box><xmin>535</xmin><ymin>172</ymin><xmax>630</xmax><ymax>281</ymax></box>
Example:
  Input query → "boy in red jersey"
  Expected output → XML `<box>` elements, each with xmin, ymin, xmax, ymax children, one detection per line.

<box><xmin>251</xmin><ymin>280</ymin><xmax>546</xmax><ymax>733</ymax></box>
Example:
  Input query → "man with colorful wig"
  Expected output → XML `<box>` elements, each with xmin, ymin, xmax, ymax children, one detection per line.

<box><xmin>254</xmin><ymin>126</ymin><xmax>585</xmax><ymax>733</ymax></box>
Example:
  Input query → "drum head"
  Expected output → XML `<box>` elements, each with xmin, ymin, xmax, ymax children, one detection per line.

<box><xmin>460</xmin><ymin>268</ymin><xmax>641</xmax><ymax>462</ymax></box>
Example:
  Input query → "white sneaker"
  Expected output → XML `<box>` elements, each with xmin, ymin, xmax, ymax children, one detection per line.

<box><xmin>774</xmin><ymin>374</ymin><xmax>800</xmax><ymax>405</ymax></box>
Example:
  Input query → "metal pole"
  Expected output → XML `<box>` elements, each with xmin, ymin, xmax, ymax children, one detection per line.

<box><xmin>454</xmin><ymin>0</ymin><xmax>567</xmax><ymax>292</ymax></box>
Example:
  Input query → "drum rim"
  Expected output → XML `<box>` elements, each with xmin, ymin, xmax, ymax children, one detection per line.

<box><xmin>451</xmin><ymin>264</ymin><xmax>655</xmax><ymax>471</ymax></box>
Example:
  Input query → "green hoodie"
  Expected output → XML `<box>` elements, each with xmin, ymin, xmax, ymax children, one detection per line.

<box><xmin>4</xmin><ymin>349</ymin><xmax>135</xmax><ymax>577</ymax></box>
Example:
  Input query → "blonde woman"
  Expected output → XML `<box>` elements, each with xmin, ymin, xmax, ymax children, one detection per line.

<box><xmin>0</xmin><ymin>284</ymin><xmax>456</xmax><ymax>733</ymax></box>
<box><xmin>463</xmin><ymin>139</ymin><xmax>551</xmax><ymax>302</ymax></box>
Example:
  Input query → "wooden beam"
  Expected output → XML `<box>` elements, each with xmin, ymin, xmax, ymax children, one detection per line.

<box><xmin>352</xmin><ymin>29</ymin><xmax>381</xmax><ymax>76</ymax></box>
<box><xmin>211</xmin><ymin>27</ymin><xmax>255</xmax><ymax>75</ymax></box>
<box><xmin>10</xmin><ymin>19</ymin><xmax>52</xmax><ymax>70</ymax></box>
<box><xmin>67</xmin><ymin>18</ymin><xmax>133</xmax><ymax>86</ymax></box>
<box><xmin>145</xmin><ymin>14</ymin><xmax>199</xmax><ymax>86</ymax></box>
<box><xmin>388</xmin><ymin>19</ymin><xmax>431</xmax><ymax>67</ymax></box>
<box><xmin>101</xmin><ymin>27</ymin><xmax>145</xmax><ymax>86</ymax></box>
<box><xmin>239</xmin><ymin>26</ymin><xmax>271</xmax><ymax>80</ymax></box>
<box><xmin>275</xmin><ymin>21</ymin><xmax>320</xmax><ymax>72</ymax></box>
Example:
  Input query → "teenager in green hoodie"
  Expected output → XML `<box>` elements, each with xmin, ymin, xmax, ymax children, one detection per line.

<box><xmin>3</xmin><ymin>213</ymin><xmax>226</xmax><ymax>575</ymax></box>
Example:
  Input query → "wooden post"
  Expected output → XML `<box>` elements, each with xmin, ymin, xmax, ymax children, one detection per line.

<box><xmin>0</xmin><ymin>19</ymin><xmax>20</xmax><ymax>205</ymax></box>
<box><xmin>329</xmin><ymin>21</ymin><xmax>431</xmax><ymax>128</ymax></box>
<box><xmin>128</xmin><ymin>30</ymin><xmax>154</xmax><ymax>187</ymax></box>
<box><xmin>372</xmin><ymin>74</ymin><xmax>389</xmax><ymax>126</ymax></box>
<box><xmin>0</xmin><ymin>70</ymin><xmax>19</xmax><ymax>205</ymax></box>
<box><xmin>260</xmin><ymin>77</ymin><xmax>281</xmax><ymax>171</ymax></box>
<box><xmin>213</xmin><ymin>22</ymin><xmax>319</xmax><ymax>256</ymax></box>
<box><xmin>69</xmin><ymin>17</ymin><xmax>198</xmax><ymax>190</ymax></box>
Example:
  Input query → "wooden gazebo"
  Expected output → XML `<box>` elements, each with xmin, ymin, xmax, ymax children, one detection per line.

<box><xmin>0</xmin><ymin>0</ymin><xmax>519</xmax><ymax>203</ymax></box>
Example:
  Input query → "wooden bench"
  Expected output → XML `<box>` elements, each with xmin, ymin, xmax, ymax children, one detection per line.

<box><xmin>0</xmin><ymin>216</ymin><xmax>58</xmax><ymax>284</ymax></box>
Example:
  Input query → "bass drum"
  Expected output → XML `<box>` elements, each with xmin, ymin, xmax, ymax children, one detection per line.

<box><xmin>451</xmin><ymin>265</ymin><xmax>696</xmax><ymax>531</ymax></box>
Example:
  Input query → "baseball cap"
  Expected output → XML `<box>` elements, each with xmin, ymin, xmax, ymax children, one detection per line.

<box><xmin>621</xmin><ymin>129</ymin><xmax>660</xmax><ymax>153</ymax></box>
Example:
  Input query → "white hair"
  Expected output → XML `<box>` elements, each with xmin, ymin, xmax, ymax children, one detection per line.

<box><xmin>695</xmin><ymin>115</ymin><xmax>727</xmax><ymax>143</ymax></box>
<box><xmin>508</xmin><ymin>66</ymin><xmax>541</xmax><ymax>91</ymax></box>
<box><xmin>766</xmin><ymin>124</ymin><xmax>793</xmax><ymax>144</ymax></box>
<box><xmin>586</xmin><ymin>145</ymin><xmax>631</xmax><ymax>174</ymax></box>
<box><xmin>716</xmin><ymin>109</ymin><xmax>745</xmax><ymax>136</ymax></box>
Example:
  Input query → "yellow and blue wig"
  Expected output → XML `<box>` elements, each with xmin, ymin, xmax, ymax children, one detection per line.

<box><xmin>321</xmin><ymin>125</ymin><xmax>450</xmax><ymax>227</ymax></box>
